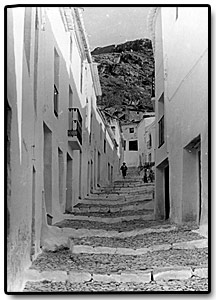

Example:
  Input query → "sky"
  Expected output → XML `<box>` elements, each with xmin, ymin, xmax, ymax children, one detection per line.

<box><xmin>82</xmin><ymin>7</ymin><xmax>151</xmax><ymax>50</ymax></box>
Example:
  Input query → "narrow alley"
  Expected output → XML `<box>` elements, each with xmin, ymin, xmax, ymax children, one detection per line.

<box><xmin>23</xmin><ymin>168</ymin><xmax>208</xmax><ymax>292</ymax></box>
<box><xmin>6</xmin><ymin>6</ymin><xmax>209</xmax><ymax>294</ymax></box>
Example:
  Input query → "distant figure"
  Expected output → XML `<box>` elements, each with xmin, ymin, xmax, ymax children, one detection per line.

<box><xmin>120</xmin><ymin>162</ymin><xmax>128</xmax><ymax>179</ymax></box>
<box><xmin>148</xmin><ymin>169</ymin><xmax>154</xmax><ymax>183</ymax></box>
<box><xmin>143</xmin><ymin>169</ymin><xmax>148</xmax><ymax>183</ymax></box>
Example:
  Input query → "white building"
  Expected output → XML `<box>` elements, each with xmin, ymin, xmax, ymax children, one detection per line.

<box><xmin>121</xmin><ymin>121</ymin><xmax>140</xmax><ymax>167</ymax></box>
<box><xmin>7</xmin><ymin>7</ymin><xmax>122</xmax><ymax>292</ymax></box>
<box><xmin>148</xmin><ymin>7</ymin><xmax>208</xmax><ymax>230</ymax></box>
<box><xmin>137</xmin><ymin>117</ymin><xmax>155</xmax><ymax>168</ymax></box>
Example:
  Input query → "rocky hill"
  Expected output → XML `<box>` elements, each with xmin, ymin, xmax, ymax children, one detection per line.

<box><xmin>92</xmin><ymin>39</ymin><xmax>154</xmax><ymax>123</ymax></box>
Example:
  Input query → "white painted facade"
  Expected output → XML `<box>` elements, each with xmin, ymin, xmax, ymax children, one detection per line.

<box><xmin>148</xmin><ymin>7</ymin><xmax>208</xmax><ymax>229</ymax></box>
<box><xmin>7</xmin><ymin>7</ymin><xmax>122</xmax><ymax>292</ymax></box>
<box><xmin>137</xmin><ymin>117</ymin><xmax>155</xmax><ymax>168</ymax></box>
<box><xmin>121</xmin><ymin>122</ymin><xmax>139</xmax><ymax>167</ymax></box>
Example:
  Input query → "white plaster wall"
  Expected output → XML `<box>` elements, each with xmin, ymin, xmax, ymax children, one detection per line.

<box><xmin>122</xmin><ymin>123</ymin><xmax>139</xmax><ymax>167</ymax></box>
<box><xmin>161</xmin><ymin>7</ymin><xmax>208</xmax><ymax>224</ymax></box>
<box><xmin>7</xmin><ymin>7</ymin><xmax>124</xmax><ymax>292</ymax></box>
<box><xmin>138</xmin><ymin>118</ymin><xmax>155</xmax><ymax>166</ymax></box>
<box><xmin>154</xmin><ymin>8</ymin><xmax>168</xmax><ymax>167</ymax></box>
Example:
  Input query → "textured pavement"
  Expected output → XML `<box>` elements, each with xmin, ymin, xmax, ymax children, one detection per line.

<box><xmin>23</xmin><ymin>170</ymin><xmax>209</xmax><ymax>293</ymax></box>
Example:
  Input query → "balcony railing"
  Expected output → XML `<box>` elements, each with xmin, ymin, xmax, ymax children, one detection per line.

<box><xmin>68</xmin><ymin>108</ymin><xmax>82</xmax><ymax>145</ymax></box>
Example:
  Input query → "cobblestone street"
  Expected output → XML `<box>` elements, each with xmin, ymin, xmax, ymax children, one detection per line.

<box><xmin>23</xmin><ymin>172</ymin><xmax>208</xmax><ymax>292</ymax></box>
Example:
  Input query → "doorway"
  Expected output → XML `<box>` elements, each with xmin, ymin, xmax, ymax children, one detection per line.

<box><xmin>182</xmin><ymin>135</ymin><xmax>201</xmax><ymax>223</ymax></box>
<box><xmin>7</xmin><ymin>101</ymin><xmax>12</xmax><ymax>238</ymax></box>
<box><xmin>87</xmin><ymin>161</ymin><xmax>90</xmax><ymax>196</ymax></box>
<box><xmin>111</xmin><ymin>165</ymin><xmax>113</xmax><ymax>183</ymax></box>
<box><xmin>66</xmin><ymin>153</ymin><xmax>73</xmax><ymax>212</ymax></box>
<box><xmin>198</xmin><ymin>149</ymin><xmax>202</xmax><ymax>223</ymax></box>
<box><xmin>94</xmin><ymin>149</ymin><xmax>97</xmax><ymax>188</ymax></box>
<box><xmin>90</xmin><ymin>160</ymin><xmax>93</xmax><ymax>193</ymax></box>
<box><xmin>164</xmin><ymin>165</ymin><xmax>170</xmax><ymax>220</ymax></box>
<box><xmin>30</xmin><ymin>166</ymin><xmax>36</xmax><ymax>260</ymax></box>
<box><xmin>97</xmin><ymin>151</ymin><xmax>101</xmax><ymax>186</ymax></box>
<box><xmin>58</xmin><ymin>148</ymin><xmax>64</xmax><ymax>208</ymax></box>
<box><xmin>79</xmin><ymin>151</ymin><xmax>82</xmax><ymax>199</ymax></box>
<box><xmin>43</xmin><ymin>123</ymin><xmax>52</xmax><ymax>224</ymax></box>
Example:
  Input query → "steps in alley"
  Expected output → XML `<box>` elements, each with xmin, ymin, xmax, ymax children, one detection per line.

<box><xmin>23</xmin><ymin>172</ymin><xmax>208</xmax><ymax>292</ymax></box>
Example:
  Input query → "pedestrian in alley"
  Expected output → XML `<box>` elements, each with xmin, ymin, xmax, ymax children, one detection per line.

<box><xmin>143</xmin><ymin>168</ymin><xmax>148</xmax><ymax>183</ymax></box>
<box><xmin>120</xmin><ymin>162</ymin><xmax>128</xmax><ymax>179</ymax></box>
<box><xmin>148</xmin><ymin>169</ymin><xmax>154</xmax><ymax>183</ymax></box>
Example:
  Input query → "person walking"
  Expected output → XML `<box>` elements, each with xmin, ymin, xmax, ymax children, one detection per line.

<box><xmin>120</xmin><ymin>162</ymin><xmax>128</xmax><ymax>179</ymax></box>
<box><xmin>143</xmin><ymin>169</ymin><xmax>148</xmax><ymax>183</ymax></box>
<box><xmin>149</xmin><ymin>169</ymin><xmax>154</xmax><ymax>183</ymax></box>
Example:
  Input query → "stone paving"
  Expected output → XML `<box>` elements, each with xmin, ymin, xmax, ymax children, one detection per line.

<box><xmin>24</xmin><ymin>278</ymin><xmax>208</xmax><ymax>292</ymax></box>
<box><xmin>23</xmin><ymin>170</ymin><xmax>209</xmax><ymax>293</ymax></box>
<box><xmin>70</xmin><ymin>229</ymin><xmax>206</xmax><ymax>249</ymax></box>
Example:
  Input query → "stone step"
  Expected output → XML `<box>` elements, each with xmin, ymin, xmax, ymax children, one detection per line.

<box><xmin>113</xmin><ymin>179</ymin><xmax>144</xmax><ymax>183</ymax></box>
<box><xmin>24</xmin><ymin>245</ymin><xmax>208</xmax><ymax>287</ymax></box>
<box><xmin>92</xmin><ymin>190</ymin><xmax>153</xmax><ymax>196</ymax></box>
<box><xmin>23</xmin><ymin>267</ymin><xmax>208</xmax><ymax>292</ymax></box>
<box><xmin>68</xmin><ymin>239</ymin><xmax>208</xmax><ymax>256</ymax></box>
<box><xmin>73</xmin><ymin>200</ymin><xmax>154</xmax><ymax>214</ymax></box>
<box><xmin>62</xmin><ymin>213</ymin><xmax>155</xmax><ymax>224</ymax></box>
<box><xmin>102</xmin><ymin>182</ymin><xmax>151</xmax><ymax>187</ymax></box>
<box><xmin>67</xmin><ymin>229</ymin><xmax>206</xmax><ymax>251</ymax></box>
<box><xmin>83</xmin><ymin>194</ymin><xmax>152</xmax><ymax>204</ymax></box>
<box><xmin>60</xmin><ymin>224</ymin><xmax>178</xmax><ymax>239</ymax></box>
<box><xmin>70</xmin><ymin>209</ymin><xmax>153</xmax><ymax>219</ymax></box>
<box><xmin>88</xmin><ymin>189</ymin><xmax>154</xmax><ymax>200</ymax></box>
<box><xmin>97</xmin><ymin>187</ymin><xmax>153</xmax><ymax>194</ymax></box>
<box><xmin>54</xmin><ymin>218</ymin><xmax>171</xmax><ymax>232</ymax></box>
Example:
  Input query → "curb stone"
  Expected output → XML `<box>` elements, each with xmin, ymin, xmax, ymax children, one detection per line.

<box><xmin>173</xmin><ymin>239</ymin><xmax>208</xmax><ymax>250</ymax></box>
<box><xmin>153</xmin><ymin>267</ymin><xmax>192</xmax><ymax>281</ymax></box>
<box><xmin>192</xmin><ymin>267</ymin><xmax>208</xmax><ymax>278</ymax></box>
<box><xmin>62</xmin><ymin>214</ymin><xmax>155</xmax><ymax>223</ymax></box>
<box><xmin>120</xmin><ymin>271</ymin><xmax>151</xmax><ymax>283</ymax></box>
<box><xmin>63</xmin><ymin>225</ymin><xmax>177</xmax><ymax>239</ymax></box>
<box><xmin>24</xmin><ymin>269</ymin><xmax>68</xmax><ymax>282</ymax></box>
<box><xmin>69</xmin><ymin>239</ymin><xmax>205</xmax><ymax>256</ymax></box>
<box><xmin>68</xmin><ymin>271</ymin><xmax>92</xmax><ymax>283</ymax></box>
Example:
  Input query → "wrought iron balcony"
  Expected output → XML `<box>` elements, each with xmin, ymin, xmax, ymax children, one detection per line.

<box><xmin>68</xmin><ymin>108</ymin><xmax>82</xmax><ymax>150</ymax></box>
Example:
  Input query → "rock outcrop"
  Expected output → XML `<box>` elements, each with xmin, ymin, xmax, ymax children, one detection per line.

<box><xmin>92</xmin><ymin>39</ymin><xmax>154</xmax><ymax>122</ymax></box>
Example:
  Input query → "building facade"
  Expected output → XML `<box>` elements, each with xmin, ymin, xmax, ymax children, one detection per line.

<box><xmin>7</xmin><ymin>7</ymin><xmax>122</xmax><ymax>291</ymax></box>
<box><xmin>148</xmin><ymin>7</ymin><xmax>208</xmax><ymax>229</ymax></box>
<box><xmin>137</xmin><ymin>116</ymin><xmax>155</xmax><ymax>169</ymax></box>
<box><xmin>121</xmin><ymin>122</ymin><xmax>139</xmax><ymax>167</ymax></box>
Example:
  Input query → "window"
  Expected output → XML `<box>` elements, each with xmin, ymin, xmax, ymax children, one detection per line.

<box><xmin>104</xmin><ymin>139</ymin><xmax>106</xmax><ymax>153</ymax></box>
<box><xmin>129</xmin><ymin>140</ymin><xmax>138</xmax><ymax>151</ymax></box>
<box><xmin>54</xmin><ymin>48</ymin><xmax>60</xmax><ymax>117</ymax></box>
<box><xmin>158</xmin><ymin>116</ymin><xmax>164</xmax><ymax>147</ymax></box>
<box><xmin>123</xmin><ymin>140</ymin><xmax>126</xmax><ymax>151</ymax></box>
<box><xmin>69</xmin><ymin>86</ymin><xmax>73</xmax><ymax>108</ymax></box>
<box><xmin>147</xmin><ymin>134</ymin><xmax>152</xmax><ymax>149</ymax></box>
<box><xmin>129</xmin><ymin>127</ymin><xmax>134</xmax><ymax>133</ymax></box>
<box><xmin>54</xmin><ymin>85</ymin><xmax>59</xmax><ymax>117</ymax></box>
<box><xmin>111</xmin><ymin>126</ymin><xmax>116</xmax><ymax>135</ymax></box>
<box><xmin>158</xmin><ymin>93</ymin><xmax>164</xmax><ymax>118</ymax></box>
<box><xmin>108</xmin><ymin>163</ymin><xmax>110</xmax><ymax>181</ymax></box>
